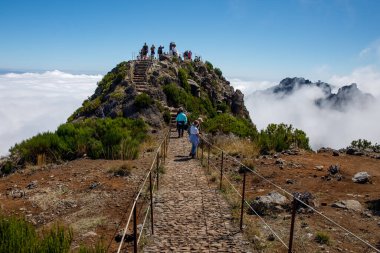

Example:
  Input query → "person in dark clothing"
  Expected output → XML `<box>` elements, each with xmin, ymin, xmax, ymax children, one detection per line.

<box><xmin>175</xmin><ymin>107</ymin><xmax>187</xmax><ymax>138</ymax></box>
<box><xmin>142</xmin><ymin>43</ymin><xmax>148</xmax><ymax>59</ymax></box>
<box><xmin>150</xmin><ymin>44</ymin><xmax>155</xmax><ymax>59</ymax></box>
<box><xmin>158</xmin><ymin>45</ymin><xmax>164</xmax><ymax>56</ymax></box>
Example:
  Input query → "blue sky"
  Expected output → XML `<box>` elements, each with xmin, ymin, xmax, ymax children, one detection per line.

<box><xmin>1</xmin><ymin>0</ymin><xmax>380</xmax><ymax>80</ymax></box>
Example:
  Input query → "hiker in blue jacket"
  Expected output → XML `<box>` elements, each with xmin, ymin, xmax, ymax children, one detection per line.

<box><xmin>175</xmin><ymin>107</ymin><xmax>187</xmax><ymax>138</ymax></box>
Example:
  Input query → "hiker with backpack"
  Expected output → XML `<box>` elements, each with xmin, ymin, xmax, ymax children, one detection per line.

<box><xmin>175</xmin><ymin>107</ymin><xmax>187</xmax><ymax>138</ymax></box>
<box><xmin>189</xmin><ymin>120</ymin><xmax>200</xmax><ymax>159</ymax></box>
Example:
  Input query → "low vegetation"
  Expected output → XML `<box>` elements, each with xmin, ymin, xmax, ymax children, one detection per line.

<box><xmin>315</xmin><ymin>231</ymin><xmax>330</xmax><ymax>245</ymax></box>
<box><xmin>134</xmin><ymin>93</ymin><xmax>153</xmax><ymax>109</ymax></box>
<box><xmin>10</xmin><ymin>118</ymin><xmax>147</xmax><ymax>164</ymax></box>
<box><xmin>163</xmin><ymin>83</ymin><xmax>216</xmax><ymax>118</ymax></box>
<box><xmin>202</xmin><ymin>113</ymin><xmax>257</xmax><ymax>138</ymax></box>
<box><xmin>0</xmin><ymin>214</ymin><xmax>105</xmax><ymax>252</ymax></box>
<box><xmin>350</xmin><ymin>139</ymin><xmax>380</xmax><ymax>152</ymax></box>
<box><xmin>109</xmin><ymin>163</ymin><xmax>132</xmax><ymax>177</ymax></box>
<box><xmin>257</xmin><ymin>123</ymin><xmax>310</xmax><ymax>153</ymax></box>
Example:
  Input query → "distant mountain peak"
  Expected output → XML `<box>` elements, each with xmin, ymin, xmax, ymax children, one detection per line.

<box><xmin>266</xmin><ymin>77</ymin><xmax>374</xmax><ymax>111</ymax></box>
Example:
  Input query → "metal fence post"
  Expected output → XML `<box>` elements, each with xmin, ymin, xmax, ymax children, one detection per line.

<box><xmin>240</xmin><ymin>170</ymin><xmax>246</xmax><ymax>230</ymax></box>
<box><xmin>149</xmin><ymin>171</ymin><xmax>154</xmax><ymax>235</ymax></box>
<box><xmin>163</xmin><ymin>139</ymin><xmax>166</xmax><ymax>163</ymax></box>
<box><xmin>220</xmin><ymin>151</ymin><xmax>224</xmax><ymax>190</ymax></box>
<box><xmin>207</xmin><ymin>144</ymin><xmax>210</xmax><ymax>172</ymax></box>
<box><xmin>133</xmin><ymin>204</ymin><xmax>137</xmax><ymax>253</ymax></box>
<box><xmin>288</xmin><ymin>197</ymin><xmax>298</xmax><ymax>253</ymax></box>
<box><xmin>156</xmin><ymin>153</ymin><xmax>159</xmax><ymax>190</ymax></box>
<box><xmin>201</xmin><ymin>142</ymin><xmax>204</xmax><ymax>166</ymax></box>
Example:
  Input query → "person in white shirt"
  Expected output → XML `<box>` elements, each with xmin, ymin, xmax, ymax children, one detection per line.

<box><xmin>189</xmin><ymin>120</ymin><xmax>200</xmax><ymax>158</ymax></box>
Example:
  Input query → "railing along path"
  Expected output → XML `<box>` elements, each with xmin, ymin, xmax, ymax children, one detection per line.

<box><xmin>114</xmin><ymin>129</ymin><xmax>379</xmax><ymax>253</ymax></box>
<box><xmin>199</xmin><ymin>136</ymin><xmax>380</xmax><ymax>253</ymax></box>
<box><xmin>116</xmin><ymin>129</ymin><xmax>170</xmax><ymax>253</ymax></box>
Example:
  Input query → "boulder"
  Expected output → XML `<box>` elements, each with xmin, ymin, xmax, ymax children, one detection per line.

<box><xmin>328</xmin><ymin>165</ymin><xmax>340</xmax><ymax>175</ymax></box>
<box><xmin>275</xmin><ymin>158</ymin><xmax>286</xmax><ymax>165</ymax></box>
<box><xmin>352</xmin><ymin>172</ymin><xmax>371</xmax><ymax>184</ymax></box>
<box><xmin>315</xmin><ymin>165</ymin><xmax>324</xmax><ymax>171</ymax></box>
<box><xmin>332</xmin><ymin>200</ymin><xmax>363</xmax><ymax>212</ymax></box>
<box><xmin>248</xmin><ymin>191</ymin><xmax>289</xmax><ymax>216</ymax></box>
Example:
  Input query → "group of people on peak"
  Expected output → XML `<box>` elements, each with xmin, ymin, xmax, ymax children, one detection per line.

<box><xmin>175</xmin><ymin>107</ymin><xmax>203</xmax><ymax>159</ymax></box>
<box><xmin>138</xmin><ymin>42</ymin><xmax>193</xmax><ymax>61</ymax></box>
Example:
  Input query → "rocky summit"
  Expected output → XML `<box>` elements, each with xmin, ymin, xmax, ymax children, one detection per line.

<box><xmin>68</xmin><ymin>57</ymin><xmax>251</xmax><ymax>127</ymax></box>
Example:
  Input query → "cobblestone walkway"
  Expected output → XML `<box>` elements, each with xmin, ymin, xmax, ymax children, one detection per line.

<box><xmin>143</xmin><ymin>131</ymin><xmax>252</xmax><ymax>252</ymax></box>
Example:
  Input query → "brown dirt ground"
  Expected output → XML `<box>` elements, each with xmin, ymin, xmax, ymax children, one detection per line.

<box><xmin>0</xmin><ymin>148</ymin><xmax>159</xmax><ymax>252</ymax></box>
<box><xmin>210</xmin><ymin>149</ymin><xmax>380</xmax><ymax>252</ymax></box>
<box><xmin>1</xmin><ymin>138</ymin><xmax>380</xmax><ymax>252</ymax></box>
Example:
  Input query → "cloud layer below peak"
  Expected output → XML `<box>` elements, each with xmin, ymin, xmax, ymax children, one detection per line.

<box><xmin>230</xmin><ymin>66</ymin><xmax>380</xmax><ymax>150</ymax></box>
<box><xmin>0</xmin><ymin>71</ymin><xmax>102</xmax><ymax>156</ymax></box>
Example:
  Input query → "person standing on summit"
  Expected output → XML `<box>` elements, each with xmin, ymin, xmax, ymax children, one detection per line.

<box><xmin>142</xmin><ymin>43</ymin><xmax>148</xmax><ymax>59</ymax></box>
<box><xmin>150</xmin><ymin>44</ymin><xmax>155</xmax><ymax>59</ymax></box>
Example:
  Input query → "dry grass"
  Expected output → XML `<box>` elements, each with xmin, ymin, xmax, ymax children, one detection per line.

<box><xmin>139</xmin><ymin>136</ymin><xmax>157</xmax><ymax>155</ymax></box>
<box><xmin>213</xmin><ymin>135</ymin><xmax>259</xmax><ymax>159</ymax></box>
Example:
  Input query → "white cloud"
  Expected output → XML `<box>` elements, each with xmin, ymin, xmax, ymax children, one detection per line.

<box><xmin>237</xmin><ymin>66</ymin><xmax>380</xmax><ymax>150</ymax></box>
<box><xmin>329</xmin><ymin>65</ymin><xmax>380</xmax><ymax>96</ymax></box>
<box><xmin>359</xmin><ymin>39</ymin><xmax>380</xmax><ymax>59</ymax></box>
<box><xmin>0</xmin><ymin>70</ymin><xmax>102</xmax><ymax>156</ymax></box>
<box><xmin>228</xmin><ymin>77</ymin><xmax>276</xmax><ymax>94</ymax></box>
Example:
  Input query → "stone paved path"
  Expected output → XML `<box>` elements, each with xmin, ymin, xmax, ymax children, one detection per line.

<box><xmin>143</xmin><ymin>131</ymin><xmax>252</xmax><ymax>252</ymax></box>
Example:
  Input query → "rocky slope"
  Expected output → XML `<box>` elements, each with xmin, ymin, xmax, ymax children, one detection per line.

<box><xmin>69</xmin><ymin>58</ymin><xmax>251</xmax><ymax>127</ymax></box>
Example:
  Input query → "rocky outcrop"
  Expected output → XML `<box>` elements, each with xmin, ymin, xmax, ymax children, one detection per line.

<box><xmin>265</xmin><ymin>77</ymin><xmax>374</xmax><ymax>111</ymax></box>
<box><xmin>69</xmin><ymin>57</ymin><xmax>252</xmax><ymax>126</ymax></box>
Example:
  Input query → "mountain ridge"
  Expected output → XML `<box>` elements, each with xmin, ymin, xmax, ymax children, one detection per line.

<box><xmin>263</xmin><ymin>77</ymin><xmax>375</xmax><ymax>111</ymax></box>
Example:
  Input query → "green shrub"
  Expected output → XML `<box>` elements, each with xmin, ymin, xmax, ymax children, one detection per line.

<box><xmin>350</xmin><ymin>139</ymin><xmax>377</xmax><ymax>150</ymax></box>
<box><xmin>257</xmin><ymin>123</ymin><xmax>310</xmax><ymax>153</ymax></box>
<box><xmin>10</xmin><ymin>118</ymin><xmax>147</xmax><ymax>164</ymax></box>
<box><xmin>95</xmin><ymin>61</ymin><xmax>129</xmax><ymax>97</ymax></box>
<box><xmin>178</xmin><ymin>68</ymin><xmax>190</xmax><ymax>92</ymax></box>
<box><xmin>216</xmin><ymin>102</ymin><xmax>229</xmax><ymax>113</ymax></box>
<box><xmin>205</xmin><ymin>61</ymin><xmax>213</xmax><ymax>72</ymax></box>
<box><xmin>163</xmin><ymin>83</ymin><xmax>216</xmax><ymax>118</ymax></box>
<box><xmin>10</xmin><ymin>132</ymin><xmax>67</xmax><ymax>164</ymax></box>
<box><xmin>202</xmin><ymin>113</ymin><xmax>257</xmax><ymax>138</ymax></box>
<box><xmin>0</xmin><ymin>215</ymin><xmax>72</xmax><ymax>253</ymax></box>
<box><xmin>315</xmin><ymin>232</ymin><xmax>330</xmax><ymax>245</ymax></box>
<box><xmin>1</xmin><ymin>161</ymin><xmax>14</xmax><ymax>175</ymax></box>
<box><xmin>134</xmin><ymin>93</ymin><xmax>153</xmax><ymax>109</ymax></box>
<box><xmin>214</xmin><ymin>67</ymin><xmax>222</xmax><ymax>78</ymax></box>
<box><xmin>82</xmin><ymin>97</ymin><xmax>101</xmax><ymax>114</ymax></box>
<box><xmin>163</xmin><ymin>109</ymin><xmax>171</xmax><ymax>124</ymax></box>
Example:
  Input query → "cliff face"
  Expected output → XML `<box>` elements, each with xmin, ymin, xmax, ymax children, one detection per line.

<box><xmin>69</xmin><ymin>58</ymin><xmax>251</xmax><ymax>126</ymax></box>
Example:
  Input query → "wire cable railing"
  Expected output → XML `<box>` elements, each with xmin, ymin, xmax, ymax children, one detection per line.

<box><xmin>116</xmin><ymin>129</ymin><xmax>170</xmax><ymax>253</ymax></box>
<box><xmin>200</xmin><ymin>136</ymin><xmax>380</xmax><ymax>253</ymax></box>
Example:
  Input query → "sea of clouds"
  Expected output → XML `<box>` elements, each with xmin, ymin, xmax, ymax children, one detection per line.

<box><xmin>0</xmin><ymin>70</ymin><xmax>102</xmax><ymax>156</ymax></box>
<box><xmin>1</xmin><ymin>66</ymin><xmax>379</xmax><ymax>156</ymax></box>
<box><xmin>231</xmin><ymin>65</ymin><xmax>380</xmax><ymax>150</ymax></box>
